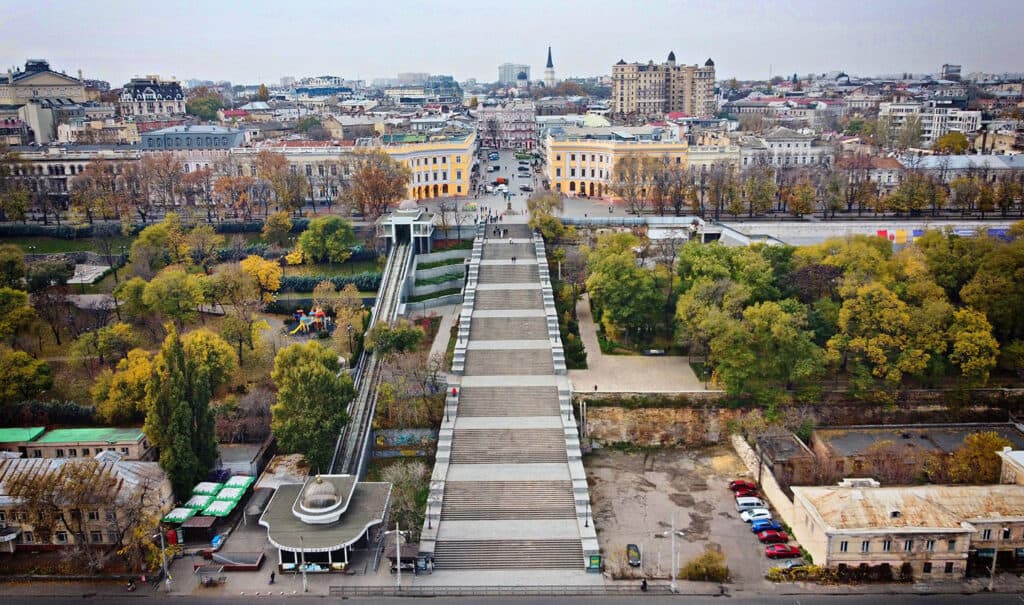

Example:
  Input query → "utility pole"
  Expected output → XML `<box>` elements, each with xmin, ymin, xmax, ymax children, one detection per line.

<box><xmin>299</xmin><ymin>535</ymin><xmax>308</xmax><ymax>592</ymax></box>
<box><xmin>395</xmin><ymin>522</ymin><xmax>402</xmax><ymax>591</ymax></box>
<box><xmin>670</xmin><ymin>515</ymin><xmax>678</xmax><ymax>594</ymax></box>
<box><xmin>157</xmin><ymin>529</ymin><xmax>170</xmax><ymax>592</ymax></box>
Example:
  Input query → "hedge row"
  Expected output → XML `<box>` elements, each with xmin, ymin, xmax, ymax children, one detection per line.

<box><xmin>266</xmin><ymin>296</ymin><xmax>376</xmax><ymax>315</ymax></box>
<box><xmin>415</xmin><ymin>271</ymin><xmax>464</xmax><ymax>287</ymax></box>
<box><xmin>278</xmin><ymin>272</ymin><xmax>382</xmax><ymax>293</ymax></box>
<box><xmin>0</xmin><ymin>399</ymin><xmax>94</xmax><ymax>426</ymax></box>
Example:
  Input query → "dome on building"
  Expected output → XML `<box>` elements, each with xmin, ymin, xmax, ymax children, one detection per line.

<box><xmin>516</xmin><ymin>71</ymin><xmax>528</xmax><ymax>81</ymax></box>
<box><xmin>616</xmin><ymin>59</ymin><xmax>626</xmax><ymax>66</ymax></box>
<box><xmin>398</xmin><ymin>199</ymin><xmax>419</xmax><ymax>211</ymax></box>
<box><xmin>667</xmin><ymin>51</ymin><xmax>676</xmax><ymax>62</ymax></box>
<box><xmin>303</xmin><ymin>476</ymin><xmax>340</xmax><ymax>509</ymax></box>
<box><xmin>705</xmin><ymin>58</ymin><xmax>715</xmax><ymax>67</ymax></box>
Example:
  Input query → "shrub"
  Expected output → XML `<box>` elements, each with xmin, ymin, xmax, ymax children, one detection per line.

<box><xmin>0</xmin><ymin>399</ymin><xmax>94</xmax><ymax>426</ymax></box>
<box><xmin>415</xmin><ymin>271</ymin><xmax>464</xmax><ymax>287</ymax></box>
<box><xmin>679</xmin><ymin>548</ymin><xmax>730</xmax><ymax>583</ymax></box>
<box><xmin>278</xmin><ymin>272</ymin><xmax>382</xmax><ymax>293</ymax></box>
<box><xmin>407</xmin><ymin>288</ymin><xmax>461</xmax><ymax>303</ymax></box>
<box><xmin>417</xmin><ymin>257</ymin><xmax>465</xmax><ymax>270</ymax></box>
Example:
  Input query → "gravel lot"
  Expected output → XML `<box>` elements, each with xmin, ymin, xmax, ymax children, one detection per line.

<box><xmin>585</xmin><ymin>445</ymin><xmax>782</xmax><ymax>590</ymax></box>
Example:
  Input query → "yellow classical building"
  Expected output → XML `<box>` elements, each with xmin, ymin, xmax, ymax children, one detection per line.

<box><xmin>381</xmin><ymin>130</ymin><xmax>475</xmax><ymax>200</ymax></box>
<box><xmin>544</xmin><ymin>126</ymin><xmax>688</xmax><ymax>198</ymax></box>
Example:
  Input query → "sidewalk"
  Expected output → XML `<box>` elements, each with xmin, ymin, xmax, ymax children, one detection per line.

<box><xmin>568</xmin><ymin>294</ymin><xmax>706</xmax><ymax>393</ymax></box>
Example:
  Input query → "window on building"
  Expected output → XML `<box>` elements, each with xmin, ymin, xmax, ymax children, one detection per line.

<box><xmin>55</xmin><ymin>449</ymin><xmax>64</xmax><ymax>457</ymax></box>
<box><xmin>456</xmin><ymin>170</ymin><xmax>462</xmax><ymax>180</ymax></box>
<box><xmin>861</xmin><ymin>540</ymin><xmax>870</xmax><ymax>553</ymax></box>
<box><xmin>904</xmin><ymin>540</ymin><xmax>914</xmax><ymax>552</ymax></box>
<box><xmin>945</xmin><ymin>562</ymin><xmax>955</xmax><ymax>574</ymax></box>
<box><xmin>87</xmin><ymin>510</ymin><xmax>99</xmax><ymax>521</ymax></box>
<box><xmin>570</xmin><ymin>154</ymin><xmax>576</xmax><ymax>161</ymax></box>
<box><xmin>432</xmin><ymin>157</ymin><xmax>437</xmax><ymax>165</ymax></box>
<box><xmin>556</xmin><ymin>169</ymin><xmax>561</xmax><ymax>177</ymax></box>
<box><xmin>923</xmin><ymin>562</ymin><xmax>932</xmax><ymax>574</ymax></box>
<box><xmin>22</xmin><ymin>531</ymin><xmax>33</xmax><ymax>543</ymax></box>
<box><xmin>839</xmin><ymin>541</ymin><xmax>848</xmax><ymax>553</ymax></box>
<box><xmin>120</xmin><ymin>447</ymin><xmax>129</xmax><ymax>455</ymax></box>
<box><xmin>982</xmin><ymin>529</ymin><xmax>992</xmax><ymax>540</ymax></box>
<box><xmin>90</xmin><ymin>531</ymin><xmax>102</xmax><ymax>543</ymax></box>
<box><xmin>183</xmin><ymin>165</ymin><xmax>190</xmax><ymax>174</ymax></box>
<box><xmin>81</xmin><ymin>448</ymin><xmax>89</xmax><ymax>456</ymax></box>
<box><xmin>105</xmin><ymin>511</ymin><xmax>116</xmax><ymax>522</ymax></box>
<box><xmin>330</xmin><ymin>165</ymin><xmax>338</xmax><ymax>176</ymax></box>
<box><xmin>882</xmin><ymin>540</ymin><xmax>892</xmax><ymax>552</ymax></box>
<box><xmin>0</xmin><ymin>512</ymin><xmax>5</xmax><ymax>522</ymax></box>
<box><xmin>570</xmin><ymin>168</ymin><xmax>576</xmax><ymax>177</ymax></box>
<box><xmin>68</xmin><ymin>449</ymin><xmax>77</xmax><ymax>457</ymax></box>
<box><xmin>108</xmin><ymin>531</ymin><xmax>118</xmax><ymax>543</ymax></box>
<box><xmin>442</xmin><ymin>156</ymin><xmax>447</xmax><ymax>164</ymax></box>
<box><xmin>56</xmin><ymin>531</ymin><xmax>68</xmax><ymax>543</ymax></box>
<box><xmin>1003</xmin><ymin>528</ymin><xmax>1012</xmax><ymax>540</ymax></box>
<box><xmin>926</xmin><ymin>540</ymin><xmax>935</xmax><ymax>552</ymax></box>
<box><xmin>947</xmin><ymin>540</ymin><xmax>957</xmax><ymax>552</ymax></box>
<box><xmin>306</xmin><ymin>165</ymin><xmax>313</xmax><ymax>176</ymax></box>
<box><xmin>556</xmin><ymin>155</ymin><xmax>561</xmax><ymax>162</ymax></box>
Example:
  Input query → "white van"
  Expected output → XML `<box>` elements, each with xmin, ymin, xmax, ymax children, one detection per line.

<box><xmin>735</xmin><ymin>497</ymin><xmax>767</xmax><ymax>512</ymax></box>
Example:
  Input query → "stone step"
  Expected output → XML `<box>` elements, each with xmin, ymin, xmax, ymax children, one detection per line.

<box><xmin>433</xmin><ymin>539</ymin><xmax>582</xmax><ymax>570</ymax></box>
<box><xmin>470</xmin><ymin>317</ymin><xmax>549</xmax><ymax>341</ymax></box>
<box><xmin>474</xmin><ymin>289</ymin><xmax>544</xmax><ymax>311</ymax></box>
<box><xmin>478</xmin><ymin>264</ymin><xmax>538</xmax><ymax>284</ymax></box>
<box><xmin>450</xmin><ymin>429</ymin><xmax>568</xmax><ymax>464</ymax></box>
<box><xmin>457</xmin><ymin>386</ymin><xmax>560</xmax><ymax>417</ymax></box>
<box><xmin>463</xmin><ymin>349</ymin><xmax>554</xmax><ymax>375</ymax></box>
<box><xmin>482</xmin><ymin>243</ymin><xmax>537</xmax><ymax>260</ymax></box>
<box><xmin>441</xmin><ymin>481</ymin><xmax>576</xmax><ymax>520</ymax></box>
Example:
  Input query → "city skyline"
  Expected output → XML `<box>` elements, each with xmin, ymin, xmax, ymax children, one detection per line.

<box><xmin>3</xmin><ymin>0</ymin><xmax>1024</xmax><ymax>87</ymax></box>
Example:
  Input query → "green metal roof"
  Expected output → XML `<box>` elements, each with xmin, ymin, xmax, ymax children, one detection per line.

<box><xmin>35</xmin><ymin>427</ymin><xmax>144</xmax><ymax>444</ymax></box>
<box><xmin>0</xmin><ymin>427</ymin><xmax>46</xmax><ymax>443</ymax></box>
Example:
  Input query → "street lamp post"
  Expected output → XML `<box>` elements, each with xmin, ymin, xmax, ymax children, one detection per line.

<box><xmin>656</xmin><ymin>517</ymin><xmax>679</xmax><ymax>593</ymax></box>
<box><xmin>153</xmin><ymin>529</ymin><xmax>170</xmax><ymax>592</ymax></box>
<box><xmin>299</xmin><ymin>535</ymin><xmax>308</xmax><ymax>592</ymax></box>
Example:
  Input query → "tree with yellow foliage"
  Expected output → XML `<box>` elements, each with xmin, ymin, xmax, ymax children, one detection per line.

<box><xmin>239</xmin><ymin>254</ymin><xmax>282</xmax><ymax>302</ymax></box>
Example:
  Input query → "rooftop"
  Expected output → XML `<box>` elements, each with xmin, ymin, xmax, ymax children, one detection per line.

<box><xmin>260</xmin><ymin>482</ymin><xmax>391</xmax><ymax>552</ymax></box>
<box><xmin>794</xmin><ymin>484</ymin><xmax>1024</xmax><ymax>532</ymax></box>
<box><xmin>758</xmin><ymin>433</ymin><xmax>815</xmax><ymax>463</ymax></box>
<box><xmin>146</xmin><ymin>125</ymin><xmax>241</xmax><ymax>136</ymax></box>
<box><xmin>0</xmin><ymin>427</ymin><xmax>45</xmax><ymax>444</ymax></box>
<box><xmin>813</xmin><ymin>423</ymin><xmax>1024</xmax><ymax>458</ymax></box>
<box><xmin>35</xmin><ymin>427</ymin><xmax>145</xmax><ymax>444</ymax></box>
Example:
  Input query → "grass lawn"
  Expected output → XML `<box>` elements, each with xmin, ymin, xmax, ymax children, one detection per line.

<box><xmin>7</xmin><ymin>235</ymin><xmax>135</xmax><ymax>254</ymax></box>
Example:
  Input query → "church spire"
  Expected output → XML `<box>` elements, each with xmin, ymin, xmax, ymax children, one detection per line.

<box><xmin>546</xmin><ymin>46</ymin><xmax>553</xmax><ymax>69</ymax></box>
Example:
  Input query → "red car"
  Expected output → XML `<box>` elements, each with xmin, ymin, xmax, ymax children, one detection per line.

<box><xmin>734</xmin><ymin>487</ymin><xmax>759</xmax><ymax>498</ymax></box>
<box><xmin>765</xmin><ymin>544</ymin><xmax>802</xmax><ymax>559</ymax></box>
<box><xmin>757</xmin><ymin>530</ymin><xmax>789</xmax><ymax>544</ymax></box>
<box><xmin>729</xmin><ymin>479</ymin><xmax>757</xmax><ymax>491</ymax></box>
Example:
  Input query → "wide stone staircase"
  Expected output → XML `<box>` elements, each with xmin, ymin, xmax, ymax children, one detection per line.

<box><xmin>440</xmin><ymin>481</ymin><xmax>576</xmax><ymax>520</ymax></box>
<box><xmin>433</xmin><ymin>539</ymin><xmax>584</xmax><ymax>570</ymax></box>
<box><xmin>420</xmin><ymin>222</ymin><xmax>598</xmax><ymax>577</ymax></box>
<box><xmin>457</xmin><ymin>386</ymin><xmax>560</xmax><ymax>417</ymax></box>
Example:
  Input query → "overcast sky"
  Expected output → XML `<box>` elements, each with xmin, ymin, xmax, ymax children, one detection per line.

<box><xmin>3</xmin><ymin>0</ymin><xmax>1022</xmax><ymax>86</ymax></box>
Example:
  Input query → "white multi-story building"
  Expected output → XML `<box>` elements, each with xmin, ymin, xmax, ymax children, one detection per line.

<box><xmin>739</xmin><ymin>127</ymin><xmax>834</xmax><ymax>170</ymax></box>
<box><xmin>119</xmin><ymin>76</ymin><xmax>186</xmax><ymax>120</ymax></box>
<box><xmin>498</xmin><ymin>63</ymin><xmax>531</xmax><ymax>86</ymax></box>
<box><xmin>878</xmin><ymin>101</ymin><xmax>981</xmax><ymax>147</ymax></box>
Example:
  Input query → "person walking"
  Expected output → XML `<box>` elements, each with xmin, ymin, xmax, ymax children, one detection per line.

<box><xmin>269</xmin><ymin>571</ymin><xmax>275</xmax><ymax>584</ymax></box>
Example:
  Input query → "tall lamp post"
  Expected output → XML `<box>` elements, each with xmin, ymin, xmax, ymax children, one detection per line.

<box><xmin>656</xmin><ymin>516</ymin><xmax>679</xmax><ymax>594</ymax></box>
<box><xmin>153</xmin><ymin>529</ymin><xmax>170</xmax><ymax>592</ymax></box>
<box><xmin>989</xmin><ymin>529</ymin><xmax>1007</xmax><ymax>592</ymax></box>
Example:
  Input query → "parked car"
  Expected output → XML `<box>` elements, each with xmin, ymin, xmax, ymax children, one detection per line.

<box><xmin>626</xmin><ymin>544</ymin><xmax>641</xmax><ymax>567</ymax></box>
<box><xmin>517</xmin><ymin>173</ymin><xmax>530</xmax><ymax>178</ymax></box>
<box><xmin>757</xmin><ymin>530</ymin><xmax>789</xmax><ymax>544</ymax></box>
<box><xmin>519</xmin><ymin>185</ymin><xmax>533</xmax><ymax>192</ymax></box>
<box><xmin>734</xmin><ymin>487</ymin><xmax>759</xmax><ymax>498</ymax></box>
<box><xmin>740</xmin><ymin>508</ymin><xmax>772</xmax><ymax>523</ymax></box>
<box><xmin>729</xmin><ymin>479</ymin><xmax>757</xmax><ymax>491</ymax></box>
<box><xmin>783</xmin><ymin>559</ymin><xmax>807</xmax><ymax>570</ymax></box>
<box><xmin>765</xmin><ymin>544</ymin><xmax>802</xmax><ymax>559</ymax></box>
<box><xmin>488</xmin><ymin>153</ymin><xmax>500</xmax><ymax>161</ymax></box>
<box><xmin>750</xmin><ymin>519</ymin><xmax>783</xmax><ymax>533</ymax></box>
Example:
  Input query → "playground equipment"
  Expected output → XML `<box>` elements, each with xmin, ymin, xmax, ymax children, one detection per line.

<box><xmin>288</xmin><ymin>306</ymin><xmax>333</xmax><ymax>335</ymax></box>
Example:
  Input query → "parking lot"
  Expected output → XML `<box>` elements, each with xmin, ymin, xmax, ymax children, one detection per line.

<box><xmin>585</xmin><ymin>445</ymin><xmax>788</xmax><ymax>589</ymax></box>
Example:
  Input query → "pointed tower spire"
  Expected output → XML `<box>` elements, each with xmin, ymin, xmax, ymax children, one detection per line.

<box><xmin>546</xmin><ymin>46</ymin><xmax>554</xmax><ymax>69</ymax></box>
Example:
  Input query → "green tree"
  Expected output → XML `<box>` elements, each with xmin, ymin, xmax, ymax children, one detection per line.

<box><xmin>297</xmin><ymin>215</ymin><xmax>357</xmax><ymax>264</ymax></box>
<box><xmin>961</xmin><ymin>239</ymin><xmax>1024</xmax><ymax>341</ymax></box>
<box><xmin>365</xmin><ymin>319</ymin><xmax>424</xmax><ymax>357</ymax></box>
<box><xmin>25</xmin><ymin>260</ymin><xmax>73</xmax><ymax>293</ymax></box>
<box><xmin>586</xmin><ymin>238</ymin><xmax>661</xmax><ymax>342</ymax></box>
<box><xmin>270</xmin><ymin>341</ymin><xmax>354</xmax><ymax>470</ymax></box>
<box><xmin>947</xmin><ymin>308</ymin><xmax>999</xmax><ymax>385</ymax></box>
<box><xmin>784</xmin><ymin>178</ymin><xmax>816</xmax><ymax>217</ymax></box>
<box><xmin>91</xmin><ymin>348</ymin><xmax>152</xmax><ymax>423</ymax></box>
<box><xmin>296</xmin><ymin>116</ymin><xmax>320</xmax><ymax>133</ymax></box>
<box><xmin>948</xmin><ymin>431</ymin><xmax>1012</xmax><ymax>484</ymax></box>
<box><xmin>710</xmin><ymin>301</ymin><xmax>825</xmax><ymax>404</ymax></box>
<box><xmin>933</xmin><ymin>131</ymin><xmax>970</xmax><ymax>154</ymax></box>
<box><xmin>261</xmin><ymin>211</ymin><xmax>293</xmax><ymax>246</ymax></box>
<box><xmin>185</xmin><ymin>87</ymin><xmax>224</xmax><ymax>121</ymax></box>
<box><xmin>96</xmin><ymin>322</ymin><xmax>140</xmax><ymax>363</ymax></box>
<box><xmin>185</xmin><ymin>223</ymin><xmax>225</xmax><ymax>272</ymax></box>
<box><xmin>144</xmin><ymin>327</ymin><xmax>235</xmax><ymax>500</ymax></box>
<box><xmin>239</xmin><ymin>254</ymin><xmax>282</xmax><ymax>302</ymax></box>
<box><xmin>142</xmin><ymin>268</ymin><xmax>205</xmax><ymax>328</ymax></box>
<box><xmin>0</xmin><ymin>244</ymin><xmax>26</xmax><ymax>288</ymax></box>
<box><xmin>113</xmin><ymin>277</ymin><xmax>151</xmax><ymax>324</ymax></box>
<box><xmin>0</xmin><ymin>287</ymin><xmax>36</xmax><ymax>344</ymax></box>
<box><xmin>0</xmin><ymin>345</ymin><xmax>52</xmax><ymax>403</ymax></box>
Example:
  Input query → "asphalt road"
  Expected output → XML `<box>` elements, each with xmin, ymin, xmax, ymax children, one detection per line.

<box><xmin>6</xmin><ymin>593</ymin><xmax>1023</xmax><ymax>605</ymax></box>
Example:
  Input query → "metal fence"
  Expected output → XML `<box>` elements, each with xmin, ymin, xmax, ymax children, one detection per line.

<box><xmin>328</xmin><ymin>584</ymin><xmax>680</xmax><ymax>597</ymax></box>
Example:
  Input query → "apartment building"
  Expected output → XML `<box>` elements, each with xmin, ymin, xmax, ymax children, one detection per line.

<box><xmin>792</xmin><ymin>483</ymin><xmax>1024</xmax><ymax>579</ymax></box>
<box><xmin>612</xmin><ymin>52</ymin><xmax>716</xmax><ymax>118</ymax></box>
<box><xmin>739</xmin><ymin>127</ymin><xmax>834</xmax><ymax>170</ymax></box>
<box><xmin>878</xmin><ymin>100</ymin><xmax>982</xmax><ymax>147</ymax></box>
<box><xmin>498</xmin><ymin>63</ymin><xmax>530</xmax><ymax>86</ymax></box>
<box><xmin>119</xmin><ymin>76</ymin><xmax>186</xmax><ymax>120</ymax></box>
<box><xmin>476</xmin><ymin>101</ymin><xmax>537</xmax><ymax>150</ymax></box>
